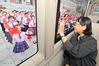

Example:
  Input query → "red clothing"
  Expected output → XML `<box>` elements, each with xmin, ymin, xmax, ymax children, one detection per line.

<box><xmin>3</xmin><ymin>18</ymin><xmax>10</xmax><ymax>29</ymax></box>
<box><xmin>27</xmin><ymin>17</ymin><xmax>31</xmax><ymax>23</ymax></box>
<box><xmin>66</xmin><ymin>16</ymin><xmax>72</xmax><ymax>23</ymax></box>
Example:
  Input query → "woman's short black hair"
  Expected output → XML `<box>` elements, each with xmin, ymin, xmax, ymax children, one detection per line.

<box><xmin>77</xmin><ymin>16</ymin><xmax>92</xmax><ymax>36</ymax></box>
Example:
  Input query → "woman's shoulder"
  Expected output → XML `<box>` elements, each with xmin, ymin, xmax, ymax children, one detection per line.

<box><xmin>88</xmin><ymin>36</ymin><xmax>97</xmax><ymax>42</ymax></box>
<box><xmin>85</xmin><ymin>36</ymin><xmax>97</xmax><ymax>50</ymax></box>
<box><xmin>69</xmin><ymin>33</ymin><xmax>78</xmax><ymax>42</ymax></box>
<box><xmin>70</xmin><ymin>33</ymin><xmax>78</xmax><ymax>38</ymax></box>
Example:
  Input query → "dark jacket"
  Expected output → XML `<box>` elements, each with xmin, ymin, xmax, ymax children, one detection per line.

<box><xmin>63</xmin><ymin>33</ymin><xmax>97</xmax><ymax>66</ymax></box>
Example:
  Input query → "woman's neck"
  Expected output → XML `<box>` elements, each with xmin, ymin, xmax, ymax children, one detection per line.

<box><xmin>79</xmin><ymin>33</ymin><xmax>85</xmax><ymax>37</ymax></box>
<box><xmin>77</xmin><ymin>33</ymin><xmax>85</xmax><ymax>41</ymax></box>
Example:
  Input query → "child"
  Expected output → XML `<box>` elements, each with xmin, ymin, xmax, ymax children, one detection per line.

<box><xmin>13</xmin><ymin>25</ymin><xmax>29</xmax><ymax>53</ymax></box>
<box><xmin>26</xmin><ymin>15</ymin><xmax>36</xmax><ymax>43</ymax></box>
<box><xmin>26</xmin><ymin>27</ymin><xmax>33</xmax><ymax>41</ymax></box>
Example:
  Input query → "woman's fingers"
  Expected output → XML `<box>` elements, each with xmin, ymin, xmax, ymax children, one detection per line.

<box><xmin>65</xmin><ymin>64</ymin><xmax>69</xmax><ymax>66</ymax></box>
<box><xmin>59</xmin><ymin>19</ymin><xmax>65</xmax><ymax>36</ymax></box>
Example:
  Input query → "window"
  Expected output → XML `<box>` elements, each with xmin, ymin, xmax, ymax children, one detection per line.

<box><xmin>0</xmin><ymin>0</ymin><xmax>38</xmax><ymax>66</ymax></box>
<box><xmin>0</xmin><ymin>0</ymin><xmax>7</xmax><ymax>2</ymax></box>
<box><xmin>95</xmin><ymin>6</ymin><xmax>99</xmax><ymax>12</ymax></box>
<box><xmin>54</xmin><ymin>0</ymin><xmax>89</xmax><ymax>43</ymax></box>
<box><xmin>16</xmin><ymin>0</ymin><xmax>22</xmax><ymax>4</ymax></box>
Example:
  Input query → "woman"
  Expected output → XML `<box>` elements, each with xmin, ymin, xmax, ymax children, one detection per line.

<box><xmin>59</xmin><ymin>16</ymin><xmax>98</xmax><ymax>66</ymax></box>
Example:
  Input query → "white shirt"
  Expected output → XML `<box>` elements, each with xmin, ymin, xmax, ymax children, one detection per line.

<box><xmin>29</xmin><ymin>19</ymin><xmax>36</xmax><ymax>27</ymax></box>
<box><xmin>0</xmin><ymin>16</ymin><xmax>5</xmax><ymax>23</ymax></box>
<box><xmin>12</xmin><ymin>32</ymin><xmax>27</xmax><ymax>43</ymax></box>
<box><xmin>5</xmin><ymin>22</ymin><xmax>14</xmax><ymax>32</ymax></box>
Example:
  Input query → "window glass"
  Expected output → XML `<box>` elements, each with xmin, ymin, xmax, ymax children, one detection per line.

<box><xmin>55</xmin><ymin>0</ymin><xmax>88</xmax><ymax>43</ymax></box>
<box><xmin>0</xmin><ymin>0</ymin><xmax>38</xmax><ymax>66</ymax></box>
<box><xmin>16</xmin><ymin>0</ymin><xmax>22</xmax><ymax>4</ymax></box>
<box><xmin>0</xmin><ymin>0</ymin><xmax>7</xmax><ymax>2</ymax></box>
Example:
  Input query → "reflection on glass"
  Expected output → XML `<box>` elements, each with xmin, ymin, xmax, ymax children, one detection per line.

<box><xmin>55</xmin><ymin>0</ymin><xmax>88</xmax><ymax>43</ymax></box>
<box><xmin>0</xmin><ymin>0</ymin><xmax>37</xmax><ymax>66</ymax></box>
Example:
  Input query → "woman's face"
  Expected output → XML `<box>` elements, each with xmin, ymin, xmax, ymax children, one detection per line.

<box><xmin>74</xmin><ymin>22</ymin><xmax>85</xmax><ymax>34</ymax></box>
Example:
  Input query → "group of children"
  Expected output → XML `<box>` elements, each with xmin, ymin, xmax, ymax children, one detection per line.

<box><xmin>59</xmin><ymin>12</ymin><xmax>82</xmax><ymax>33</ymax></box>
<box><xmin>0</xmin><ymin>10</ymin><xmax>36</xmax><ymax>54</ymax></box>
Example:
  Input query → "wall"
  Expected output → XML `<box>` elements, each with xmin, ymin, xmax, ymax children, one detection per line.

<box><xmin>38</xmin><ymin>0</ymin><xmax>65</xmax><ymax>66</ymax></box>
<box><xmin>92</xmin><ymin>23</ymin><xmax>99</xmax><ymax>66</ymax></box>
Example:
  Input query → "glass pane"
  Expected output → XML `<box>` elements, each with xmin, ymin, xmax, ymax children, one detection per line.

<box><xmin>0</xmin><ymin>0</ymin><xmax>7</xmax><ymax>2</ymax></box>
<box><xmin>55</xmin><ymin>0</ymin><xmax>88</xmax><ymax>43</ymax></box>
<box><xmin>0</xmin><ymin>0</ymin><xmax>38</xmax><ymax>66</ymax></box>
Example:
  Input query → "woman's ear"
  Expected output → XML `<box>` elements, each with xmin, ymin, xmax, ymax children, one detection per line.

<box><xmin>83</xmin><ymin>25</ymin><xmax>86</xmax><ymax>30</ymax></box>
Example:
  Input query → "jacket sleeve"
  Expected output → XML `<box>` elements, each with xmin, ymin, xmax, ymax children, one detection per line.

<box><xmin>63</xmin><ymin>38</ymin><xmax>97</xmax><ymax>58</ymax></box>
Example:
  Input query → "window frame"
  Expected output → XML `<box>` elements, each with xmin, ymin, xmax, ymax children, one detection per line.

<box><xmin>54</xmin><ymin>0</ymin><xmax>74</xmax><ymax>43</ymax></box>
<box><xmin>54</xmin><ymin>0</ymin><xmax>89</xmax><ymax>43</ymax></box>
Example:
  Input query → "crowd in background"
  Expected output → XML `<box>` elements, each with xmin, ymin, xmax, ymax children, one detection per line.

<box><xmin>0</xmin><ymin>10</ymin><xmax>36</xmax><ymax>53</ymax></box>
<box><xmin>59</xmin><ymin>12</ymin><xmax>82</xmax><ymax>32</ymax></box>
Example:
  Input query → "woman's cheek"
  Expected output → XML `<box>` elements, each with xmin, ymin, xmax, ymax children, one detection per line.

<box><xmin>74</xmin><ymin>26</ymin><xmax>77</xmax><ymax>32</ymax></box>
